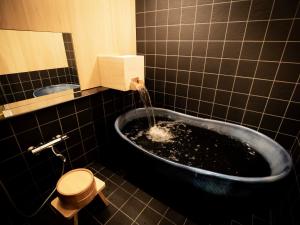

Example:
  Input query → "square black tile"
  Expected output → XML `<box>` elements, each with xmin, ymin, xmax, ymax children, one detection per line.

<box><xmin>188</xmin><ymin>86</ymin><xmax>201</xmax><ymax>99</ymax></box>
<box><xmin>106</xmin><ymin>211</ymin><xmax>133</xmax><ymax>225</ymax></box>
<box><xmin>157</xmin><ymin>0</ymin><xmax>168</xmax><ymax>10</ymax></box>
<box><xmin>134</xmin><ymin>189</ymin><xmax>152</xmax><ymax>204</ymax></box>
<box><xmin>190</xmin><ymin>57</ymin><xmax>205</xmax><ymax>73</ymax></box>
<box><xmin>87</xmin><ymin>200</ymin><xmax>118</xmax><ymax>224</ymax></box>
<box><xmin>243</xmin><ymin>111</ymin><xmax>262</xmax><ymax>127</ymax></box>
<box><xmin>202</xmin><ymin>73</ymin><xmax>218</xmax><ymax>88</ymax></box>
<box><xmin>192</xmin><ymin>41</ymin><xmax>207</xmax><ymax>57</ymax></box>
<box><xmin>108</xmin><ymin>188</ymin><xmax>131</xmax><ymax>208</ymax></box>
<box><xmin>196</xmin><ymin>5</ymin><xmax>212</xmax><ymax>23</ymax></box>
<box><xmin>204</xmin><ymin>58</ymin><xmax>220</xmax><ymax>74</ymax></box>
<box><xmin>261</xmin><ymin>42</ymin><xmax>285</xmax><ymax>61</ymax></box>
<box><xmin>223</xmin><ymin>41</ymin><xmax>242</xmax><ymax>58</ymax></box>
<box><xmin>198</xmin><ymin>101</ymin><xmax>213</xmax><ymax>115</ymax></box>
<box><xmin>165</xmin><ymin>208</ymin><xmax>186</xmax><ymax>225</ymax></box>
<box><xmin>178</xmin><ymin>56</ymin><xmax>191</xmax><ymax>70</ymax></box>
<box><xmin>187</xmin><ymin>99</ymin><xmax>199</xmax><ymax>112</ymax></box>
<box><xmin>177</xmin><ymin>70</ymin><xmax>189</xmax><ymax>84</ymax></box>
<box><xmin>251</xmin><ymin>79</ymin><xmax>272</xmax><ymax>96</ymax></box>
<box><xmin>276</xmin><ymin>63</ymin><xmax>300</xmax><ymax>82</ymax></box>
<box><xmin>220</xmin><ymin>59</ymin><xmax>238</xmax><ymax>75</ymax></box>
<box><xmin>211</xmin><ymin>2</ymin><xmax>230</xmax><ymax>22</ymax></box>
<box><xmin>60</xmin><ymin>114</ymin><xmax>78</xmax><ymax>133</ymax></box>
<box><xmin>227</xmin><ymin>107</ymin><xmax>244</xmax><ymax>123</ymax></box>
<box><xmin>175</xmin><ymin>96</ymin><xmax>187</xmax><ymax>108</ymax></box>
<box><xmin>206</xmin><ymin>42</ymin><xmax>223</xmax><ymax>58</ymax></box>
<box><xmin>245</xmin><ymin>21</ymin><xmax>268</xmax><ymax>41</ymax></box>
<box><xmin>181</xmin><ymin>7</ymin><xmax>196</xmax><ymax>24</ymax></box>
<box><xmin>168</xmin><ymin>8</ymin><xmax>181</xmax><ymax>25</ymax></box>
<box><xmin>270</xmin><ymin>82</ymin><xmax>295</xmax><ymax>100</ymax></box>
<box><xmin>256</xmin><ymin>61</ymin><xmax>278</xmax><ymax>80</ymax></box>
<box><xmin>212</xmin><ymin>104</ymin><xmax>227</xmax><ymax>119</ymax></box>
<box><xmin>121</xmin><ymin>196</ymin><xmax>146</xmax><ymax>220</ymax></box>
<box><xmin>241</xmin><ymin>42</ymin><xmax>262</xmax><ymax>60</ymax></box>
<box><xmin>36</xmin><ymin>107</ymin><xmax>58</xmax><ymax>125</ymax></box>
<box><xmin>249</xmin><ymin>0</ymin><xmax>273</xmax><ymax>20</ymax></box>
<box><xmin>194</xmin><ymin>24</ymin><xmax>209</xmax><ymax>40</ymax></box>
<box><xmin>266</xmin><ymin>20</ymin><xmax>292</xmax><ymax>41</ymax></box>
<box><xmin>217</xmin><ymin>75</ymin><xmax>234</xmax><ymax>91</ymax></box>
<box><xmin>136</xmin><ymin>13</ymin><xmax>145</xmax><ymax>27</ymax></box>
<box><xmin>265</xmin><ymin>99</ymin><xmax>288</xmax><ymax>117</ymax></box>
<box><xmin>189</xmin><ymin>72</ymin><xmax>203</xmax><ymax>86</ymax></box>
<box><xmin>230</xmin><ymin>92</ymin><xmax>248</xmax><ymax>108</ymax></box>
<box><xmin>233</xmin><ymin>77</ymin><xmax>252</xmax><ymax>93</ymax></box>
<box><xmin>77</xmin><ymin>109</ymin><xmax>93</xmax><ymax>126</ymax></box>
<box><xmin>215</xmin><ymin>90</ymin><xmax>231</xmax><ymax>105</ymax></box>
<box><xmin>201</xmin><ymin>88</ymin><xmax>215</xmax><ymax>102</ymax></box>
<box><xmin>246</xmin><ymin>95</ymin><xmax>267</xmax><ymax>112</ymax></box>
<box><xmin>136</xmin><ymin>207</ymin><xmax>162</xmax><ymax>225</ymax></box>
<box><xmin>165</xmin><ymin>82</ymin><xmax>176</xmax><ymax>95</ymax></box>
<box><xmin>0</xmin><ymin>136</ymin><xmax>20</xmax><ymax>161</ymax></box>
<box><xmin>271</xmin><ymin>0</ymin><xmax>298</xmax><ymax>19</ymax></box>
<box><xmin>209</xmin><ymin>23</ymin><xmax>227</xmax><ymax>40</ymax></box>
<box><xmin>41</xmin><ymin>120</ymin><xmax>62</xmax><ymax>141</ymax></box>
<box><xmin>229</xmin><ymin>0</ymin><xmax>251</xmax><ymax>21</ymax></box>
<box><xmin>260</xmin><ymin>114</ymin><xmax>282</xmax><ymax>131</ymax></box>
<box><xmin>226</xmin><ymin>22</ymin><xmax>246</xmax><ymax>40</ymax></box>
<box><xmin>10</xmin><ymin>113</ymin><xmax>38</xmax><ymax>134</ymax></box>
<box><xmin>283</xmin><ymin>42</ymin><xmax>300</xmax><ymax>63</ymax></box>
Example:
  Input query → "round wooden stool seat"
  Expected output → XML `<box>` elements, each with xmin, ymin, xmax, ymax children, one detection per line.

<box><xmin>57</xmin><ymin>168</ymin><xmax>96</xmax><ymax>208</ymax></box>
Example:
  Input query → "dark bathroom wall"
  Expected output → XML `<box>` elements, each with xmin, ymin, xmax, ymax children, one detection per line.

<box><xmin>136</xmin><ymin>0</ymin><xmax>300</xmax><ymax>152</ymax></box>
<box><xmin>0</xmin><ymin>33</ymin><xmax>79</xmax><ymax>105</ymax></box>
<box><xmin>0</xmin><ymin>89</ymin><xmax>135</xmax><ymax>224</ymax></box>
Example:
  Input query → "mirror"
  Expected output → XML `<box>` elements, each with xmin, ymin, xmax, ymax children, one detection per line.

<box><xmin>0</xmin><ymin>30</ymin><xmax>80</xmax><ymax>105</ymax></box>
<box><xmin>0</xmin><ymin>30</ymin><xmax>102</xmax><ymax>120</ymax></box>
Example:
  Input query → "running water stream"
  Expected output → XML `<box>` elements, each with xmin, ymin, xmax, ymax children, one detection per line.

<box><xmin>136</xmin><ymin>85</ymin><xmax>174</xmax><ymax>143</ymax></box>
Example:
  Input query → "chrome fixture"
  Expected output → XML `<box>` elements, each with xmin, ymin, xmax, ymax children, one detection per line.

<box><xmin>28</xmin><ymin>134</ymin><xmax>68</xmax><ymax>155</ymax></box>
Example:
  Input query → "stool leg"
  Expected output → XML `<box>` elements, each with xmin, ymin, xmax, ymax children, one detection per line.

<box><xmin>98</xmin><ymin>191</ymin><xmax>109</xmax><ymax>206</ymax></box>
<box><xmin>74</xmin><ymin>213</ymin><xmax>78</xmax><ymax>225</ymax></box>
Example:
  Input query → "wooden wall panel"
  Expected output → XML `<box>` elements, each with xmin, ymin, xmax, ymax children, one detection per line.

<box><xmin>0</xmin><ymin>0</ymin><xmax>137</xmax><ymax>90</ymax></box>
<box><xmin>0</xmin><ymin>30</ymin><xmax>68</xmax><ymax>75</ymax></box>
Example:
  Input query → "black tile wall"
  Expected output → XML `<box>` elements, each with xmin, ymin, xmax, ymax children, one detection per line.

<box><xmin>136</xmin><ymin>0</ymin><xmax>300</xmax><ymax>153</ymax></box>
<box><xmin>136</xmin><ymin>0</ymin><xmax>300</xmax><ymax>224</ymax></box>
<box><xmin>0</xmin><ymin>89</ymin><xmax>137</xmax><ymax>224</ymax></box>
<box><xmin>0</xmin><ymin>33</ymin><xmax>79</xmax><ymax>105</ymax></box>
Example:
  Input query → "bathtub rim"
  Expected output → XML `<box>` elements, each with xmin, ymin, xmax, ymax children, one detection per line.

<box><xmin>115</xmin><ymin>107</ymin><xmax>292</xmax><ymax>184</ymax></box>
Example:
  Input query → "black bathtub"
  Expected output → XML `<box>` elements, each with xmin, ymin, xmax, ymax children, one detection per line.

<box><xmin>115</xmin><ymin>108</ymin><xmax>292</xmax><ymax>196</ymax></box>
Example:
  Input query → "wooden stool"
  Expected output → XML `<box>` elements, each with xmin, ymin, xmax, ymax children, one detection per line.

<box><xmin>51</xmin><ymin>168</ymin><xmax>109</xmax><ymax>225</ymax></box>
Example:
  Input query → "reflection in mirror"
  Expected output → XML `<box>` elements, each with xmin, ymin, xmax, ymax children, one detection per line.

<box><xmin>0</xmin><ymin>31</ymin><xmax>80</xmax><ymax>105</ymax></box>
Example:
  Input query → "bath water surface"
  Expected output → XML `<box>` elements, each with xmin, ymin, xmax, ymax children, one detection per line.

<box><xmin>122</xmin><ymin>117</ymin><xmax>271</xmax><ymax>177</ymax></box>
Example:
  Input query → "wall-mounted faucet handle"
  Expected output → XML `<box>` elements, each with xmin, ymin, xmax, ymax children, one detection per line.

<box><xmin>28</xmin><ymin>134</ymin><xmax>69</xmax><ymax>154</ymax></box>
<box><xmin>28</xmin><ymin>146</ymin><xmax>35</xmax><ymax>151</ymax></box>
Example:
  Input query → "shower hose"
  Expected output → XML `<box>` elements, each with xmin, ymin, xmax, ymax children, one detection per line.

<box><xmin>0</xmin><ymin>146</ymin><xmax>66</xmax><ymax>218</ymax></box>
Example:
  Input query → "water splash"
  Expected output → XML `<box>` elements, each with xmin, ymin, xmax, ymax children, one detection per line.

<box><xmin>147</xmin><ymin>124</ymin><xmax>174</xmax><ymax>143</ymax></box>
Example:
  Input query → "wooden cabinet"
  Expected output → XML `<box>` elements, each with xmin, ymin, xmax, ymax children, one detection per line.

<box><xmin>0</xmin><ymin>0</ymin><xmax>137</xmax><ymax>90</ymax></box>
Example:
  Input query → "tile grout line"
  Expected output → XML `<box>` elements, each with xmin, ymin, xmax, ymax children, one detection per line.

<box><xmin>172</xmin><ymin>0</ymin><xmax>184</xmax><ymax>111</ymax></box>
<box><xmin>196</xmin><ymin>0</ymin><xmax>215</xmax><ymax>117</ymax></box>
<box><xmin>210</xmin><ymin>0</ymin><xmax>233</xmax><ymax>118</ymax></box>
<box><xmin>224</xmin><ymin>0</ymin><xmax>254</xmax><ymax>121</ymax></box>
<box><xmin>184</xmin><ymin>0</ymin><xmax>199</xmax><ymax>114</ymax></box>
<box><xmin>162</xmin><ymin>0</ymin><xmax>170</xmax><ymax>107</ymax></box>
<box><xmin>240</xmin><ymin>0</ymin><xmax>277</xmax><ymax>126</ymax></box>
<box><xmin>257</xmin><ymin>0</ymin><xmax>300</xmax><ymax>131</ymax></box>
<box><xmin>96</xmin><ymin>166</ymin><xmax>178</xmax><ymax>225</ymax></box>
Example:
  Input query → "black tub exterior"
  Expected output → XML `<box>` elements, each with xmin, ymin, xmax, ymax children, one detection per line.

<box><xmin>114</xmin><ymin>108</ymin><xmax>292</xmax><ymax>196</ymax></box>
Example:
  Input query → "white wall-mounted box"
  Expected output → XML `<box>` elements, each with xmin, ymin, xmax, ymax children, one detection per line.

<box><xmin>97</xmin><ymin>55</ymin><xmax>144</xmax><ymax>91</ymax></box>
